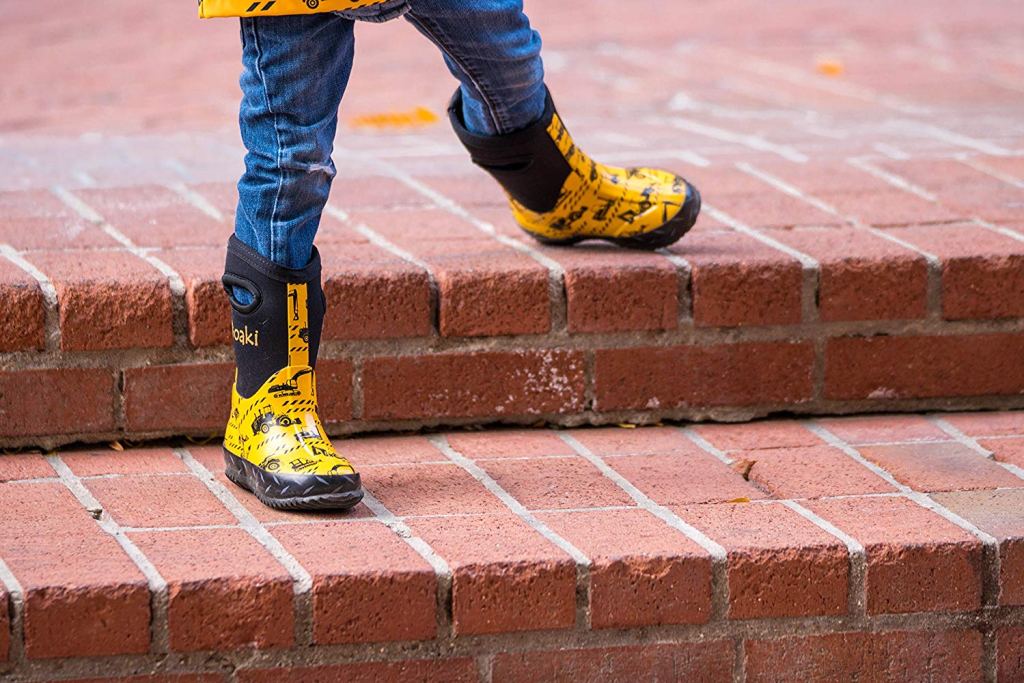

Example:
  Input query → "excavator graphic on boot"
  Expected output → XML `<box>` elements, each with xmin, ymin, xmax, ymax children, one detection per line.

<box><xmin>221</xmin><ymin>236</ymin><xmax>362</xmax><ymax>511</ymax></box>
<box><xmin>450</xmin><ymin>89</ymin><xmax>702</xmax><ymax>250</ymax></box>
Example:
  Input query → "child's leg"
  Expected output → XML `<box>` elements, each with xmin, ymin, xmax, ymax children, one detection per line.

<box><xmin>235</xmin><ymin>13</ymin><xmax>356</xmax><ymax>268</ymax></box>
<box><xmin>403</xmin><ymin>0</ymin><xmax>547</xmax><ymax>136</ymax></box>
<box><xmin>406</xmin><ymin>0</ymin><xmax>701</xmax><ymax>250</ymax></box>
<box><xmin>221</xmin><ymin>14</ymin><xmax>363</xmax><ymax>512</ymax></box>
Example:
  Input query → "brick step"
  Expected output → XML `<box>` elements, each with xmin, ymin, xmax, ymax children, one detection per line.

<box><xmin>3</xmin><ymin>154</ymin><xmax>1024</xmax><ymax>447</ymax></box>
<box><xmin>0</xmin><ymin>412</ymin><xmax>1022</xmax><ymax>680</ymax></box>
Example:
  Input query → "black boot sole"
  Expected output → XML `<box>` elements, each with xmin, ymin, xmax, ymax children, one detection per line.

<box><xmin>528</xmin><ymin>181</ymin><xmax>702</xmax><ymax>251</ymax></box>
<box><xmin>223</xmin><ymin>448</ymin><xmax>364</xmax><ymax>511</ymax></box>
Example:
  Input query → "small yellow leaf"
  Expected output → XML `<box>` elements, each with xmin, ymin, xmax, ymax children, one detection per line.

<box><xmin>108</xmin><ymin>441</ymin><xmax>124</xmax><ymax>452</ymax></box>
<box><xmin>816</xmin><ymin>58</ymin><xmax>844</xmax><ymax>77</ymax></box>
<box><xmin>727</xmin><ymin>497</ymin><xmax>751</xmax><ymax>504</ymax></box>
<box><xmin>617</xmin><ymin>423</ymin><xmax>637</xmax><ymax>429</ymax></box>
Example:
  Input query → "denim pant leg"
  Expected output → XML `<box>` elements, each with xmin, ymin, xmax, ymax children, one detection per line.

<box><xmin>403</xmin><ymin>0</ymin><xmax>547</xmax><ymax>136</ymax></box>
<box><xmin>235</xmin><ymin>14</ymin><xmax>355</xmax><ymax>270</ymax></box>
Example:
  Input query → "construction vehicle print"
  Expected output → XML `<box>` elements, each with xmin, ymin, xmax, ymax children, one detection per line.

<box><xmin>298</xmin><ymin>327</ymin><xmax>310</xmax><ymax>343</ymax></box>
<box><xmin>268</xmin><ymin>368</ymin><xmax>313</xmax><ymax>395</ymax></box>
<box><xmin>305</xmin><ymin>0</ymin><xmax>320</xmax><ymax>7</ymax></box>
<box><xmin>251</xmin><ymin>410</ymin><xmax>297</xmax><ymax>435</ymax></box>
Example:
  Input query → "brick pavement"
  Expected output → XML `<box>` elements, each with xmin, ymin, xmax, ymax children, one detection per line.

<box><xmin>2</xmin><ymin>1</ymin><xmax>1024</xmax><ymax>446</ymax></box>
<box><xmin>0</xmin><ymin>412</ymin><xmax>1020</xmax><ymax>680</ymax></box>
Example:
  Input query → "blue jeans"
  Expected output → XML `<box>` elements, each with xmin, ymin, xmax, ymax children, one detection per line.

<box><xmin>234</xmin><ymin>0</ymin><xmax>547</xmax><ymax>270</ymax></box>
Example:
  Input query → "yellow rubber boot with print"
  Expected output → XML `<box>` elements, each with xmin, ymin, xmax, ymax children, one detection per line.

<box><xmin>221</xmin><ymin>236</ymin><xmax>362</xmax><ymax>511</ymax></box>
<box><xmin>449</xmin><ymin>89</ymin><xmax>701</xmax><ymax>250</ymax></box>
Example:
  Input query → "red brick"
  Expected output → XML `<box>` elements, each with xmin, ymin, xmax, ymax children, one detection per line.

<box><xmin>674</xmin><ymin>231</ymin><xmax>803</xmax><ymax>327</ymax></box>
<box><xmin>0</xmin><ymin>189</ymin><xmax>118</xmax><ymax>250</ymax></box>
<box><xmin>157</xmin><ymin>247</ymin><xmax>230</xmax><ymax>347</ymax></box>
<box><xmin>272</xmin><ymin>521</ymin><xmax>436</xmax><ymax>644</ymax></box>
<box><xmin>191</xmin><ymin>181</ymin><xmax>238</xmax><ymax>217</ymax></box>
<box><xmin>714</xmin><ymin>190</ymin><xmax>843</xmax><ymax>229</ymax></box>
<box><xmin>63</xmin><ymin>446</ymin><xmax>187</xmax><ymax>476</ymax></box>
<box><xmin>362</xmin><ymin>349</ymin><xmax>585</xmax><ymax>420</ymax></box>
<box><xmin>751</xmin><ymin>161</ymin><xmax>888</xmax><ymax>195</ymax></box>
<box><xmin>818</xmin><ymin>414</ymin><xmax>950</xmax><ymax>444</ymax></box>
<box><xmin>493</xmin><ymin>641</ymin><xmax>733</xmax><ymax>682</ymax></box>
<box><xmin>68</xmin><ymin>676</ymin><xmax>225</xmax><ymax>683</ymax></box>
<box><xmin>0</xmin><ymin>590</ymin><xmax>7</xmax><ymax>662</ymax></box>
<box><xmin>764</xmin><ymin>226</ymin><xmax>928</xmax><ymax>322</ymax></box>
<box><xmin>694</xmin><ymin>420</ymin><xmax>821</xmax><ymax>452</ymax></box>
<box><xmin>0</xmin><ymin>453</ymin><xmax>54</xmax><ymax>482</ymax></box>
<box><xmin>745</xmin><ymin>630</ymin><xmax>983</xmax><ymax>682</ymax></box>
<box><xmin>818</xmin><ymin>189</ymin><xmax>960</xmax><ymax>227</ymax></box>
<box><xmin>237</xmin><ymin>659</ymin><xmax>478</xmax><ymax>683</ymax></box>
<box><xmin>328</xmin><ymin>176</ymin><xmax>435</xmax><ymax>212</ymax></box>
<box><xmin>809</xmin><ymin>496</ymin><xmax>983</xmax><ymax>613</ymax></box>
<box><xmin>420</xmin><ymin>171</ymin><xmax>508</xmax><ymax>208</ymax></box>
<box><xmin>85</xmin><ymin>474</ymin><xmax>236</xmax><ymax>528</ymax></box>
<box><xmin>129</xmin><ymin>528</ymin><xmax>293</xmax><ymax>651</ymax></box>
<box><xmin>314</xmin><ymin>358</ymin><xmax>354</xmax><ymax>424</ymax></box>
<box><xmin>604</xmin><ymin>451</ymin><xmax>765</xmax><ymax>505</ymax></box>
<box><xmin>825</xmin><ymin>333</ymin><xmax>1024</xmax><ymax>400</ymax></box>
<box><xmin>355</xmin><ymin>209</ymin><xmax>551</xmax><ymax>337</ymax></box>
<box><xmin>595</xmin><ymin>341</ymin><xmax>814</xmax><ymax>410</ymax></box>
<box><xmin>335</xmin><ymin>434</ymin><xmax>444</xmax><ymax>466</ymax></box>
<box><xmin>480</xmin><ymin>456</ymin><xmax>636</xmax><ymax>510</ymax></box>
<box><xmin>883</xmin><ymin>159</ymin><xmax>1023</xmax><ymax>223</ymax></box>
<box><xmin>0</xmin><ymin>482</ymin><xmax>150</xmax><ymax>658</ymax></box>
<box><xmin>29</xmin><ymin>250</ymin><xmax>173</xmax><ymax>351</ymax></box>
<box><xmin>567</xmin><ymin>426</ymin><xmax>701</xmax><ymax>456</ymax></box>
<box><xmin>943</xmin><ymin>411</ymin><xmax>1024</xmax><ymax>437</ymax></box>
<box><xmin>982</xmin><ymin>436</ymin><xmax>1024</xmax><ymax>469</ymax></box>
<box><xmin>741</xmin><ymin>445</ymin><xmax>896</xmax><ymax>498</ymax></box>
<box><xmin>408</xmin><ymin>514</ymin><xmax>576</xmax><ymax>635</ymax></box>
<box><xmin>447</xmin><ymin>429</ymin><xmax>574</xmax><ymax>459</ymax></box>
<box><xmin>932</xmin><ymin>489</ymin><xmax>1024</xmax><ymax>606</ymax></box>
<box><xmin>122</xmin><ymin>362</ymin><xmax>233</xmax><ymax>433</ymax></box>
<box><xmin>363</xmin><ymin>463</ymin><xmax>505</xmax><ymax>516</ymax></box>
<box><xmin>538</xmin><ymin>509</ymin><xmax>712</xmax><ymax>627</ymax></box>
<box><xmin>676</xmin><ymin>502</ymin><xmax>848</xmax><ymax>618</ymax></box>
<box><xmin>885</xmin><ymin>223</ymin><xmax>1024</xmax><ymax>320</ymax></box>
<box><xmin>550</xmin><ymin>246</ymin><xmax>679</xmax><ymax>333</ymax></box>
<box><xmin>999</xmin><ymin>627</ymin><xmax>1024</xmax><ymax>682</ymax></box>
<box><xmin>0</xmin><ymin>367</ymin><xmax>115</xmax><ymax>438</ymax></box>
<box><xmin>858</xmin><ymin>441</ymin><xmax>1023</xmax><ymax>492</ymax></box>
<box><xmin>0</xmin><ymin>258</ymin><xmax>45</xmax><ymax>351</ymax></box>
<box><xmin>319</xmin><ymin>242</ymin><xmax>432</xmax><ymax>340</ymax></box>
<box><xmin>78</xmin><ymin>185</ymin><xmax>227</xmax><ymax>248</ymax></box>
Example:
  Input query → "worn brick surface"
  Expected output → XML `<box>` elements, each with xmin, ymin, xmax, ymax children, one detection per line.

<box><xmin>0</xmin><ymin>190</ymin><xmax>119</xmax><ymax>250</ymax></box>
<box><xmin>677</xmin><ymin>502</ymin><xmax>848</xmax><ymax>618</ymax></box>
<box><xmin>319</xmin><ymin>241</ymin><xmax>433</xmax><ymax>340</ymax></box>
<box><xmin>857</xmin><ymin>441</ymin><xmax>1023</xmax><ymax>492</ymax></box>
<box><xmin>999</xmin><ymin>627</ymin><xmax>1024</xmax><ymax>682</ymax></box>
<box><xmin>0</xmin><ymin>258</ymin><xmax>45</xmax><ymax>352</ymax></box>
<box><xmin>447</xmin><ymin>429</ymin><xmax>574</xmax><ymax>458</ymax></box>
<box><xmin>595</xmin><ymin>341</ymin><xmax>814</xmax><ymax>410</ymax></box>
<box><xmin>272</xmin><ymin>521</ymin><xmax>436</xmax><ymax>644</ymax></box>
<box><xmin>237</xmin><ymin>659</ymin><xmax>479</xmax><ymax>683</ymax></box>
<box><xmin>0</xmin><ymin>482</ymin><xmax>150</xmax><ymax>659</ymax></box>
<box><xmin>362</xmin><ymin>463</ymin><xmax>505</xmax><ymax>517</ymax></box>
<box><xmin>763</xmin><ymin>226</ymin><xmax>928</xmax><ymax>322</ymax></box>
<box><xmin>362</xmin><ymin>350</ymin><xmax>585</xmax><ymax>420</ymax></box>
<box><xmin>943</xmin><ymin>411</ymin><xmax>1024</xmax><ymax>437</ymax></box>
<box><xmin>0</xmin><ymin>453</ymin><xmax>53</xmax><ymax>482</ymax></box>
<box><xmin>85</xmin><ymin>473</ymin><xmax>236</xmax><ymax>528</ymax></box>
<box><xmin>334</xmin><ymin>434</ymin><xmax>445</xmax><ymax>465</ymax></box>
<box><xmin>694</xmin><ymin>421</ymin><xmax>821</xmax><ymax>452</ymax></box>
<box><xmin>408</xmin><ymin>514</ymin><xmax>576</xmax><ymax>635</ymax></box>
<box><xmin>932</xmin><ymin>489</ymin><xmax>1024</xmax><ymax>606</ymax></box>
<box><xmin>744</xmin><ymin>630</ymin><xmax>984</xmax><ymax>682</ymax></box>
<box><xmin>740</xmin><ymin>445</ymin><xmax>896</xmax><ymax>499</ymax></box>
<box><xmin>825</xmin><ymin>333</ymin><xmax>1024</xmax><ymax>400</ymax></box>
<box><xmin>568</xmin><ymin>426</ymin><xmax>701</xmax><ymax>456</ymax></box>
<box><xmin>77</xmin><ymin>185</ymin><xmax>227</xmax><ymax>248</ymax></box>
<box><xmin>539</xmin><ymin>509</ymin><xmax>713</xmax><ymax>627</ymax></box>
<box><xmin>673</xmin><ymin>230</ymin><xmax>803</xmax><ymax>327</ymax></box>
<box><xmin>817</xmin><ymin>414</ymin><xmax>949</xmax><ymax>444</ymax></box>
<box><xmin>479</xmin><ymin>456</ymin><xmax>636</xmax><ymax>510</ymax></box>
<box><xmin>63</xmin><ymin>446</ymin><xmax>187</xmax><ymax>477</ymax></box>
<box><xmin>122</xmin><ymin>362</ymin><xmax>233</xmax><ymax>433</ymax></box>
<box><xmin>493</xmin><ymin>641</ymin><xmax>733</xmax><ymax>682</ymax></box>
<box><xmin>809</xmin><ymin>496</ymin><xmax>983</xmax><ymax>613</ymax></box>
<box><xmin>982</xmin><ymin>436</ymin><xmax>1024</xmax><ymax>469</ymax></box>
<box><xmin>130</xmin><ymin>528</ymin><xmax>294</xmax><ymax>652</ymax></box>
<box><xmin>603</xmin><ymin>450</ymin><xmax>765</xmax><ymax>505</ymax></box>
<box><xmin>29</xmin><ymin>250</ymin><xmax>173</xmax><ymax>351</ymax></box>
<box><xmin>0</xmin><ymin>367</ymin><xmax>115</xmax><ymax>438</ymax></box>
<box><xmin>885</xmin><ymin>223</ymin><xmax>1024</xmax><ymax>320</ymax></box>
<box><xmin>157</xmin><ymin>247</ymin><xmax>231</xmax><ymax>347</ymax></box>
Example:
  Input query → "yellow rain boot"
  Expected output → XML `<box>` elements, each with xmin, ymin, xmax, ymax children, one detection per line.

<box><xmin>221</xmin><ymin>236</ymin><xmax>362</xmax><ymax>510</ymax></box>
<box><xmin>449</xmin><ymin>89</ymin><xmax>701</xmax><ymax>249</ymax></box>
